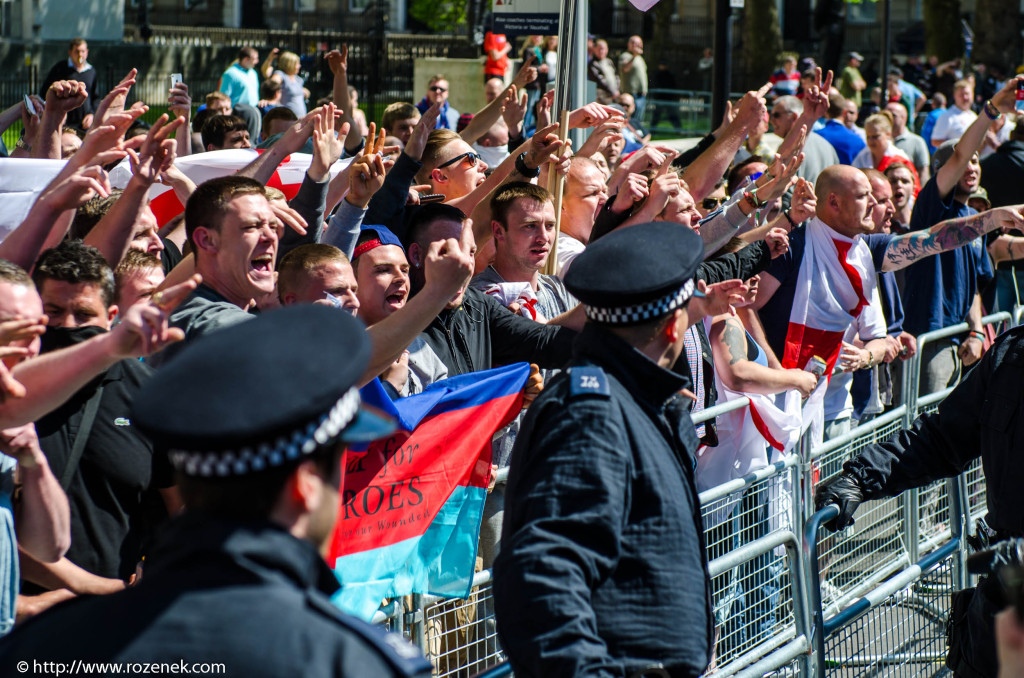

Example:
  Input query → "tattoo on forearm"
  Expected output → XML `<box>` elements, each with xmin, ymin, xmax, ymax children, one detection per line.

<box><xmin>721</xmin><ymin>318</ymin><xmax>748</xmax><ymax>366</ymax></box>
<box><xmin>884</xmin><ymin>212</ymin><xmax>990</xmax><ymax>271</ymax></box>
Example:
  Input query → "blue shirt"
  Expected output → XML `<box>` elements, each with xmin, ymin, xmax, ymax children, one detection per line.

<box><xmin>0</xmin><ymin>454</ymin><xmax>17</xmax><ymax>636</ymax></box>
<box><xmin>219</xmin><ymin>63</ymin><xmax>259</xmax><ymax>107</ymax></box>
<box><xmin>920</xmin><ymin>108</ymin><xmax>946</xmax><ymax>154</ymax></box>
<box><xmin>862</xmin><ymin>233</ymin><xmax>904</xmax><ymax>335</ymax></box>
<box><xmin>814</xmin><ymin>120</ymin><xmax>867</xmax><ymax>165</ymax></box>
<box><xmin>901</xmin><ymin>177</ymin><xmax>980</xmax><ymax>339</ymax></box>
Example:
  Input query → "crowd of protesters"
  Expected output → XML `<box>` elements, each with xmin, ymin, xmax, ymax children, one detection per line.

<box><xmin>0</xmin><ymin>31</ymin><xmax>1023</xmax><ymax>676</ymax></box>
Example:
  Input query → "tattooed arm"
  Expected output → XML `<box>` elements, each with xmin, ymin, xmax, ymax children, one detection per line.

<box><xmin>709</xmin><ymin>313</ymin><xmax>818</xmax><ymax>397</ymax></box>
<box><xmin>882</xmin><ymin>206</ymin><xmax>1024</xmax><ymax>273</ymax></box>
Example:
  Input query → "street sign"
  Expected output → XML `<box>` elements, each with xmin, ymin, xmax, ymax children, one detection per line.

<box><xmin>492</xmin><ymin>0</ymin><xmax>560</xmax><ymax>36</ymax></box>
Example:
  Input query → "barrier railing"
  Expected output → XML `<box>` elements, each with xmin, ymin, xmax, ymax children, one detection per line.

<box><xmin>376</xmin><ymin>311</ymin><xmax>1013</xmax><ymax>677</ymax></box>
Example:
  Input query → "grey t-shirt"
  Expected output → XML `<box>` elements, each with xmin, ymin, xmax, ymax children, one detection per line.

<box><xmin>147</xmin><ymin>285</ymin><xmax>252</xmax><ymax>369</ymax></box>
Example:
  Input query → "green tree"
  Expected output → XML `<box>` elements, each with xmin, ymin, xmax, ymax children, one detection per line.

<box><xmin>923</xmin><ymin>0</ymin><xmax>962</xmax><ymax>61</ymax></box>
<box><xmin>973</xmin><ymin>0</ymin><xmax>1020</xmax><ymax>72</ymax></box>
<box><xmin>409</xmin><ymin>0</ymin><xmax>469</xmax><ymax>33</ymax></box>
<box><xmin>742</xmin><ymin>0</ymin><xmax>782</xmax><ymax>87</ymax></box>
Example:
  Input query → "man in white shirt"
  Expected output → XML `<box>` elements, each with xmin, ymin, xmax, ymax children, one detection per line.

<box><xmin>930</xmin><ymin>80</ymin><xmax>977</xmax><ymax>147</ymax></box>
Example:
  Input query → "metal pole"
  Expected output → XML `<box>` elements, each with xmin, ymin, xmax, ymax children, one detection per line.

<box><xmin>880</xmin><ymin>0</ymin><xmax>891</xmax><ymax>90</ymax></box>
<box><xmin>711</xmin><ymin>0</ymin><xmax>732</xmax><ymax>127</ymax></box>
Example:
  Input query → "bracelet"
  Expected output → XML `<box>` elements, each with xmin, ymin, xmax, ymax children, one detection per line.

<box><xmin>983</xmin><ymin>100</ymin><xmax>1001</xmax><ymax>120</ymax></box>
<box><xmin>742</xmin><ymin>191</ymin><xmax>767</xmax><ymax>209</ymax></box>
<box><xmin>969</xmin><ymin>330</ymin><xmax>986</xmax><ymax>342</ymax></box>
<box><xmin>865</xmin><ymin>352</ymin><xmax>875</xmax><ymax>369</ymax></box>
<box><xmin>784</xmin><ymin>210</ymin><xmax>797</xmax><ymax>228</ymax></box>
<box><xmin>514</xmin><ymin>152</ymin><xmax>540</xmax><ymax>178</ymax></box>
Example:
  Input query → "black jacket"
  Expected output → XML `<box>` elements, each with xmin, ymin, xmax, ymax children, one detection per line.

<box><xmin>846</xmin><ymin>325</ymin><xmax>1024</xmax><ymax>537</ymax></box>
<box><xmin>844</xmin><ymin>325</ymin><xmax>1024</xmax><ymax>678</ymax></box>
<box><xmin>420</xmin><ymin>287</ymin><xmax>575</xmax><ymax>376</ymax></box>
<box><xmin>980</xmin><ymin>139</ymin><xmax>1024</xmax><ymax>211</ymax></box>
<box><xmin>0</xmin><ymin>515</ymin><xmax>432</xmax><ymax>677</ymax></box>
<box><xmin>494</xmin><ymin>323</ymin><xmax>713</xmax><ymax>677</ymax></box>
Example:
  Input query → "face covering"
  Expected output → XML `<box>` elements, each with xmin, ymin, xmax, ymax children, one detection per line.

<box><xmin>472</xmin><ymin>142</ymin><xmax>509</xmax><ymax>170</ymax></box>
<box><xmin>39</xmin><ymin>325</ymin><xmax>106</xmax><ymax>354</ymax></box>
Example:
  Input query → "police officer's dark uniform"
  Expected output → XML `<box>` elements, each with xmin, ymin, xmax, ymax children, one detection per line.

<box><xmin>816</xmin><ymin>325</ymin><xmax>1024</xmax><ymax>678</ymax></box>
<box><xmin>493</xmin><ymin>222</ymin><xmax>714</xmax><ymax>677</ymax></box>
<box><xmin>0</xmin><ymin>306</ymin><xmax>432</xmax><ymax>678</ymax></box>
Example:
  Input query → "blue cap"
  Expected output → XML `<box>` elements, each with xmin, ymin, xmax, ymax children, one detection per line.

<box><xmin>353</xmin><ymin>225</ymin><xmax>404</xmax><ymax>261</ymax></box>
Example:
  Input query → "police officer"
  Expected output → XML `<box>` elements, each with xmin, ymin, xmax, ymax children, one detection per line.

<box><xmin>816</xmin><ymin>325</ymin><xmax>1024</xmax><ymax>678</ymax></box>
<box><xmin>0</xmin><ymin>305</ymin><xmax>432</xmax><ymax>678</ymax></box>
<box><xmin>493</xmin><ymin>222</ymin><xmax>724</xmax><ymax>677</ymax></box>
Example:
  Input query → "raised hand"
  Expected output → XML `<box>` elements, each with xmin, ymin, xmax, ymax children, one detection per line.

<box><xmin>512</xmin><ymin>52</ymin><xmax>538</xmax><ymax>90</ymax></box>
<box><xmin>326</xmin><ymin>46</ymin><xmax>349</xmax><ymax>77</ymax></box>
<box><xmin>126</xmin><ymin>114</ymin><xmax>184</xmax><ymax>185</ymax></box>
<box><xmin>347</xmin><ymin>123</ymin><xmax>387</xmax><ymax>208</ymax></box>
<box><xmin>309</xmin><ymin>103</ymin><xmax>347</xmax><ymax>182</ymax></box>
<box><xmin>576</xmin><ymin>117</ymin><xmax>627</xmax><ymax>158</ymax></box>
<box><xmin>423</xmin><ymin>221</ymin><xmax>475</xmax><ymax>300</ymax></box>
<box><xmin>168</xmin><ymin>80</ymin><xmax>192</xmax><ymax>121</ymax></box>
<box><xmin>764</xmin><ymin>227</ymin><xmax>790</xmax><ymax>259</ymax></box>
<box><xmin>502</xmin><ymin>86</ymin><xmax>528</xmax><ymax>137</ymax></box>
<box><xmin>610</xmin><ymin>173</ymin><xmax>649</xmax><ymax>214</ymax></box>
<box><xmin>404</xmin><ymin>101</ymin><xmax>440</xmax><ymax>161</ymax></box>
<box><xmin>108</xmin><ymin>275</ymin><xmax>201</xmax><ymax>358</ymax></box>
<box><xmin>789</xmin><ymin>178</ymin><xmax>817</xmax><ymax>224</ymax></box>
<box><xmin>37</xmin><ymin>165</ymin><xmax>114</xmax><ymax>212</ymax></box>
<box><xmin>45</xmin><ymin>80</ymin><xmax>88</xmax><ymax>117</ymax></box>
<box><xmin>691</xmin><ymin>279</ymin><xmax>750</xmax><ymax>318</ymax></box>
<box><xmin>568</xmin><ymin>102</ymin><xmax>622</xmax><ymax>129</ymax></box>
<box><xmin>90</xmin><ymin>69</ymin><xmax>138</xmax><ymax>131</ymax></box>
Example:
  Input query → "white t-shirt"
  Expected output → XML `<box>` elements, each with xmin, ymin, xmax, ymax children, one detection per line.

<box><xmin>930</xmin><ymin>107</ymin><xmax>977</xmax><ymax>146</ymax></box>
<box><xmin>556</xmin><ymin>233</ymin><xmax>586</xmax><ymax>278</ymax></box>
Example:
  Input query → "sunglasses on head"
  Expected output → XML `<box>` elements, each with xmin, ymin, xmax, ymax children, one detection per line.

<box><xmin>438</xmin><ymin>151</ymin><xmax>481</xmax><ymax>169</ymax></box>
<box><xmin>429</xmin><ymin>86</ymin><xmax>448</xmax><ymax>93</ymax></box>
<box><xmin>702</xmin><ymin>197</ymin><xmax>728</xmax><ymax>210</ymax></box>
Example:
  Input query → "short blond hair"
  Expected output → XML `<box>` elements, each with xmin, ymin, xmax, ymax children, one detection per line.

<box><xmin>277</xmin><ymin>51</ymin><xmax>300</xmax><ymax>74</ymax></box>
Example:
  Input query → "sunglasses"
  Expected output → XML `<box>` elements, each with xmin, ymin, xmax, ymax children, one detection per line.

<box><xmin>438</xmin><ymin>151</ymin><xmax>481</xmax><ymax>169</ymax></box>
<box><xmin>702</xmin><ymin>197</ymin><xmax>728</xmax><ymax>210</ymax></box>
<box><xmin>429</xmin><ymin>86</ymin><xmax>448</xmax><ymax>93</ymax></box>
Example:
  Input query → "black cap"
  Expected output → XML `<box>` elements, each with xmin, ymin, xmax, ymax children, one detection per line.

<box><xmin>132</xmin><ymin>305</ymin><xmax>394</xmax><ymax>477</ymax></box>
<box><xmin>564</xmin><ymin>222</ymin><xmax>704</xmax><ymax>326</ymax></box>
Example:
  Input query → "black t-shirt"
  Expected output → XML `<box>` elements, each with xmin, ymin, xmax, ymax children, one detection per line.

<box><xmin>31</xmin><ymin>327</ymin><xmax>173</xmax><ymax>584</ymax></box>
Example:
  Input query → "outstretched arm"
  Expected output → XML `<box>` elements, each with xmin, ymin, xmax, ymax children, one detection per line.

<box><xmin>882</xmin><ymin>205</ymin><xmax>1024</xmax><ymax>272</ymax></box>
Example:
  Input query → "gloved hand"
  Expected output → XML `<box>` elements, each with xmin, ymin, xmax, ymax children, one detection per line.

<box><xmin>814</xmin><ymin>472</ymin><xmax>864</xmax><ymax>531</ymax></box>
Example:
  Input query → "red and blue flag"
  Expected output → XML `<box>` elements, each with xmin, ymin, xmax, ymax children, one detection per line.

<box><xmin>328</xmin><ymin>363</ymin><xmax>529</xmax><ymax>620</ymax></box>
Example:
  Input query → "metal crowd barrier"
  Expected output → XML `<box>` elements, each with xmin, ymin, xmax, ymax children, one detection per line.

<box><xmin>377</xmin><ymin>312</ymin><xmax>1013</xmax><ymax>677</ymax></box>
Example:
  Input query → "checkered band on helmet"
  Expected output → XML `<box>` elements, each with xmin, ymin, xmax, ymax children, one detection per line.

<box><xmin>168</xmin><ymin>387</ymin><xmax>361</xmax><ymax>477</ymax></box>
<box><xmin>583</xmin><ymin>278</ymin><xmax>696</xmax><ymax>325</ymax></box>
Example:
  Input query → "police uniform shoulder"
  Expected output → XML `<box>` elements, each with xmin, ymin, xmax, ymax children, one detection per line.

<box><xmin>308</xmin><ymin>595</ymin><xmax>432</xmax><ymax>677</ymax></box>
<box><xmin>568</xmin><ymin>366</ymin><xmax>611</xmax><ymax>399</ymax></box>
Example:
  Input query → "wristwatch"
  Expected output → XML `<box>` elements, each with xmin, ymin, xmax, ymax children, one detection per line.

<box><xmin>515</xmin><ymin>152</ymin><xmax>540</xmax><ymax>178</ymax></box>
<box><xmin>14</xmin><ymin>137</ymin><xmax>31</xmax><ymax>152</ymax></box>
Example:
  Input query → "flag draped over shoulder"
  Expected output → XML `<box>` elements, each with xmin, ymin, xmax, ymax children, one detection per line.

<box><xmin>329</xmin><ymin>363</ymin><xmax>529</xmax><ymax>621</ymax></box>
<box><xmin>782</xmin><ymin>217</ymin><xmax>877</xmax><ymax>376</ymax></box>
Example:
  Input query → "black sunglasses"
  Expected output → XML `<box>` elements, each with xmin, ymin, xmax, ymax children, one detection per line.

<box><xmin>438</xmin><ymin>151</ymin><xmax>481</xmax><ymax>169</ymax></box>
<box><xmin>702</xmin><ymin>197</ymin><xmax>728</xmax><ymax>210</ymax></box>
<box><xmin>429</xmin><ymin>86</ymin><xmax>448</xmax><ymax>93</ymax></box>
